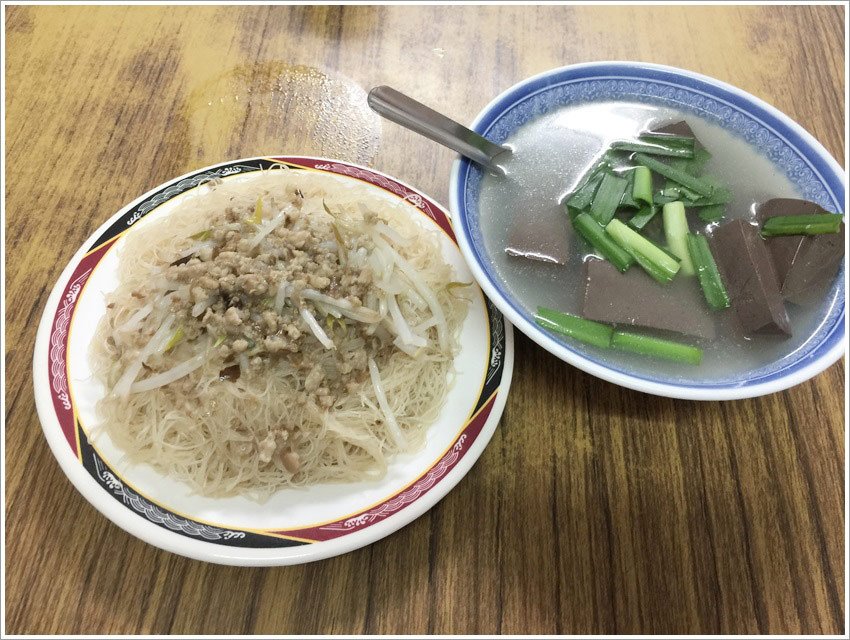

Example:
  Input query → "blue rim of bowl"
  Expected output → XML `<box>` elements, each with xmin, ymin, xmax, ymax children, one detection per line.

<box><xmin>450</xmin><ymin>61</ymin><xmax>846</xmax><ymax>399</ymax></box>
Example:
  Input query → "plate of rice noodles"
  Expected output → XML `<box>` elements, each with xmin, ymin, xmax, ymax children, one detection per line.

<box><xmin>34</xmin><ymin>157</ymin><xmax>514</xmax><ymax>565</ymax></box>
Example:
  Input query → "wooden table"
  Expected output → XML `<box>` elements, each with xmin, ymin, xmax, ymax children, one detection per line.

<box><xmin>5</xmin><ymin>4</ymin><xmax>845</xmax><ymax>635</ymax></box>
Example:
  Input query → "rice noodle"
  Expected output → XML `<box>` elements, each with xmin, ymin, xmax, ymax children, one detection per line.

<box><xmin>91</xmin><ymin>170</ymin><xmax>468</xmax><ymax>500</ymax></box>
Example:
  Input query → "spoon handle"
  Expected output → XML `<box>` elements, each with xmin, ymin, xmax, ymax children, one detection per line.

<box><xmin>367</xmin><ymin>86</ymin><xmax>508</xmax><ymax>171</ymax></box>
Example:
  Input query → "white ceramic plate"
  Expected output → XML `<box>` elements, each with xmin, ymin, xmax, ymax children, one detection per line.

<box><xmin>33</xmin><ymin>157</ymin><xmax>514</xmax><ymax>565</ymax></box>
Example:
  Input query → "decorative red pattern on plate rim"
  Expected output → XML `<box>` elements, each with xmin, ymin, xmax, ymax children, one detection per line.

<box><xmin>48</xmin><ymin>239</ymin><xmax>118</xmax><ymax>456</ymax></box>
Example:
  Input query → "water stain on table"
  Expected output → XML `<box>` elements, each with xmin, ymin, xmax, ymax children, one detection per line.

<box><xmin>181</xmin><ymin>62</ymin><xmax>381</xmax><ymax>166</ymax></box>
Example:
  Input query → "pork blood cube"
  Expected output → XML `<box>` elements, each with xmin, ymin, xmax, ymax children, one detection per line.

<box><xmin>710</xmin><ymin>219</ymin><xmax>791</xmax><ymax>336</ymax></box>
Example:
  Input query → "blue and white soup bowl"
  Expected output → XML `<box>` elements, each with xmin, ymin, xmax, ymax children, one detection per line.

<box><xmin>449</xmin><ymin>62</ymin><xmax>845</xmax><ymax>400</ymax></box>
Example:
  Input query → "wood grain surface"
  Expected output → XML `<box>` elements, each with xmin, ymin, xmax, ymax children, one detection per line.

<box><xmin>4</xmin><ymin>4</ymin><xmax>846</xmax><ymax>635</ymax></box>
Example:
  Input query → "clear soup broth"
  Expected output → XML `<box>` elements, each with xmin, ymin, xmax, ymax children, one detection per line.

<box><xmin>477</xmin><ymin>101</ymin><xmax>838</xmax><ymax>383</ymax></box>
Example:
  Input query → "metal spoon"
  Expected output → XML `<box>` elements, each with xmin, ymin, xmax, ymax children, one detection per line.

<box><xmin>367</xmin><ymin>86</ymin><xmax>510</xmax><ymax>174</ymax></box>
